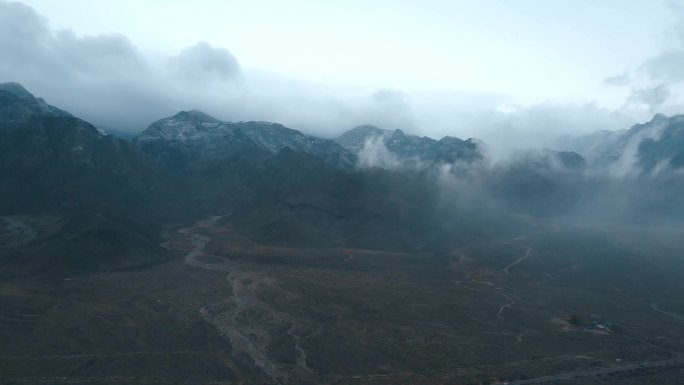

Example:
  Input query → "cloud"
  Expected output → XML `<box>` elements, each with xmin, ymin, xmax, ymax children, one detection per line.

<box><xmin>357</xmin><ymin>135</ymin><xmax>401</xmax><ymax>169</ymax></box>
<box><xmin>170</xmin><ymin>42</ymin><xmax>241</xmax><ymax>84</ymax></box>
<box><xmin>371</xmin><ymin>89</ymin><xmax>406</xmax><ymax>103</ymax></box>
<box><xmin>0</xmin><ymin>1</ymin><xmax>50</xmax><ymax>68</ymax></box>
<box><xmin>627</xmin><ymin>84</ymin><xmax>671</xmax><ymax>111</ymax></box>
<box><xmin>610</xmin><ymin>119</ymin><xmax>666</xmax><ymax>177</ymax></box>
<box><xmin>55</xmin><ymin>31</ymin><xmax>146</xmax><ymax>79</ymax></box>
<box><xmin>612</xmin><ymin>5</ymin><xmax>684</xmax><ymax>116</ymax></box>
<box><xmin>408</xmin><ymin>101</ymin><xmax>639</xmax><ymax>161</ymax></box>
<box><xmin>0</xmin><ymin>0</ymin><xmax>394</xmax><ymax>133</ymax></box>
<box><xmin>360</xmin><ymin>89</ymin><xmax>415</xmax><ymax>131</ymax></box>
<box><xmin>0</xmin><ymin>0</ymin><xmax>661</xmax><ymax>149</ymax></box>
<box><xmin>0</xmin><ymin>1</ymin><xmax>168</xmax><ymax>129</ymax></box>
<box><xmin>604</xmin><ymin>73</ymin><xmax>631</xmax><ymax>87</ymax></box>
<box><xmin>640</xmin><ymin>50</ymin><xmax>684</xmax><ymax>85</ymax></box>
<box><xmin>0</xmin><ymin>2</ymin><xmax>146</xmax><ymax>80</ymax></box>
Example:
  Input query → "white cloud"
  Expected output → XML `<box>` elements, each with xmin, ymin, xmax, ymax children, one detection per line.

<box><xmin>357</xmin><ymin>135</ymin><xmax>401</xmax><ymax>170</ymax></box>
<box><xmin>0</xmin><ymin>0</ymin><xmax>667</xmax><ymax>149</ymax></box>
<box><xmin>604</xmin><ymin>73</ymin><xmax>631</xmax><ymax>87</ymax></box>
<box><xmin>170</xmin><ymin>42</ymin><xmax>241</xmax><ymax>84</ymax></box>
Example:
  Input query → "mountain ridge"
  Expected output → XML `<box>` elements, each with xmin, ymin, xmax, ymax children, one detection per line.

<box><xmin>134</xmin><ymin>110</ymin><xmax>357</xmax><ymax>171</ymax></box>
<box><xmin>4</xmin><ymin>81</ymin><xmax>684</xmax><ymax>275</ymax></box>
<box><xmin>336</xmin><ymin>124</ymin><xmax>484</xmax><ymax>167</ymax></box>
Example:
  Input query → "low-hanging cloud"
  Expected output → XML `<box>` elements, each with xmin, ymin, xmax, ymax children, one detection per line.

<box><xmin>0</xmin><ymin>1</ymin><xmax>169</xmax><ymax>129</ymax></box>
<box><xmin>641</xmin><ymin>51</ymin><xmax>684</xmax><ymax>84</ymax></box>
<box><xmin>0</xmin><ymin>0</ymin><xmax>671</xmax><ymax>154</ymax></box>
<box><xmin>627</xmin><ymin>84</ymin><xmax>671</xmax><ymax>112</ymax></box>
<box><xmin>603</xmin><ymin>4</ymin><xmax>684</xmax><ymax>119</ymax></box>
<box><xmin>0</xmin><ymin>0</ymin><xmax>424</xmax><ymax>135</ymax></box>
<box><xmin>604</xmin><ymin>73</ymin><xmax>631</xmax><ymax>87</ymax></box>
<box><xmin>170</xmin><ymin>42</ymin><xmax>241</xmax><ymax>84</ymax></box>
<box><xmin>357</xmin><ymin>135</ymin><xmax>402</xmax><ymax>169</ymax></box>
<box><xmin>0</xmin><ymin>2</ymin><xmax>145</xmax><ymax>81</ymax></box>
<box><xmin>362</xmin><ymin>89</ymin><xmax>416</xmax><ymax>131</ymax></box>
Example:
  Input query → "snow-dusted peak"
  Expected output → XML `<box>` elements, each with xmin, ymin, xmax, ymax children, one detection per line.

<box><xmin>335</xmin><ymin>124</ymin><xmax>484</xmax><ymax>166</ymax></box>
<box><xmin>134</xmin><ymin>112</ymin><xmax>356</xmax><ymax>169</ymax></box>
<box><xmin>176</xmin><ymin>110</ymin><xmax>221</xmax><ymax>124</ymax></box>
<box><xmin>135</xmin><ymin>110</ymin><xmax>232</xmax><ymax>142</ymax></box>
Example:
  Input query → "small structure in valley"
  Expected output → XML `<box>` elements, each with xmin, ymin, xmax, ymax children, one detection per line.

<box><xmin>584</xmin><ymin>319</ymin><xmax>615</xmax><ymax>333</ymax></box>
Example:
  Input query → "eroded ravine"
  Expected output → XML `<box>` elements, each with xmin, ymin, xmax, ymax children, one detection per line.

<box><xmin>171</xmin><ymin>217</ymin><xmax>319</xmax><ymax>384</ymax></box>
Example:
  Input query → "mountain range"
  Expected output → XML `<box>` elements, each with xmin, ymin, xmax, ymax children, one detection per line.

<box><xmin>4</xmin><ymin>82</ymin><xmax>684</xmax><ymax>385</ymax></box>
<box><xmin>556</xmin><ymin>113</ymin><xmax>684</xmax><ymax>172</ymax></box>
<box><xmin>2</xmin><ymin>82</ymin><xmax>684</xmax><ymax>276</ymax></box>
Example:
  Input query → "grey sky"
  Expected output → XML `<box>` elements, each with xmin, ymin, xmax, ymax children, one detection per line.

<box><xmin>2</xmin><ymin>0</ymin><xmax>684</xmax><ymax>157</ymax></box>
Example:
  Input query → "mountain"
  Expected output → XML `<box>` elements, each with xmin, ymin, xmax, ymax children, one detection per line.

<box><xmin>134</xmin><ymin>111</ymin><xmax>356</xmax><ymax>172</ymax></box>
<box><xmin>556</xmin><ymin>114</ymin><xmax>684</xmax><ymax>173</ymax></box>
<box><xmin>0</xmin><ymin>83</ymin><xmax>179</xmax><ymax>275</ymax></box>
<box><xmin>336</xmin><ymin>124</ymin><xmax>483</xmax><ymax>167</ymax></box>
<box><xmin>553</xmin><ymin>129</ymin><xmax>626</xmax><ymax>165</ymax></box>
<box><xmin>628</xmin><ymin>114</ymin><xmax>684</xmax><ymax>171</ymax></box>
<box><xmin>485</xmin><ymin>149</ymin><xmax>589</xmax><ymax>216</ymax></box>
<box><xmin>5</xmin><ymin>81</ymin><xmax>684</xmax><ymax>277</ymax></box>
<box><xmin>0</xmin><ymin>84</ymin><xmax>183</xmax><ymax>213</ymax></box>
<box><xmin>133</xmin><ymin>110</ymin><xmax>265</xmax><ymax>174</ymax></box>
<box><xmin>5</xmin><ymin>82</ymin><xmax>684</xmax><ymax>384</ymax></box>
<box><xmin>221</xmin><ymin>149</ymin><xmax>494</xmax><ymax>251</ymax></box>
<box><xmin>0</xmin><ymin>82</ymin><xmax>73</xmax><ymax>128</ymax></box>
<box><xmin>131</xmin><ymin>116</ymin><xmax>496</xmax><ymax>251</ymax></box>
<box><xmin>334</xmin><ymin>124</ymin><xmax>386</xmax><ymax>153</ymax></box>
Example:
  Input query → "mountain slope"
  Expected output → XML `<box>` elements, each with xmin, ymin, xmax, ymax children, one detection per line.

<box><xmin>222</xmin><ymin>149</ymin><xmax>494</xmax><ymax>251</ymax></box>
<box><xmin>556</xmin><ymin>114</ymin><xmax>684</xmax><ymax>173</ymax></box>
<box><xmin>0</xmin><ymin>83</ymin><xmax>180</xmax><ymax>275</ymax></box>
<box><xmin>336</xmin><ymin>124</ymin><xmax>483</xmax><ymax>167</ymax></box>
<box><xmin>134</xmin><ymin>111</ymin><xmax>356</xmax><ymax>172</ymax></box>
<box><xmin>632</xmin><ymin>114</ymin><xmax>684</xmax><ymax>171</ymax></box>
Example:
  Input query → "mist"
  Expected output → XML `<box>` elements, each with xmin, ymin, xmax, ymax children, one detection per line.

<box><xmin>348</xmin><ymin>110</ymin><xmax>684</xmax><ymax>228</ymax></box>
<box><xmin>3</xmin><ymin>0</ymin><xmax>683</xmax><ymax>162</ymax></box>
<box><xmin>5</xmin><ymin>2</ymin><xmax>684</xmax><ymax>383</ymax></box>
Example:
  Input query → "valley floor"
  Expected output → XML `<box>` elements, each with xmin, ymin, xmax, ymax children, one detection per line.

<box><xmin>2</xmin><ymin>216</ymin><xmax>684</xmax><ymax>384</ymax></box>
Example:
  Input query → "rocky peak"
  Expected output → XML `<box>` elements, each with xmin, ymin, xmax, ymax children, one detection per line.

<box><xmin>438</xmin><ymin>136</ymin><xmax>464</xmax><ymax>145</ymax></box>
<box><xmin>134</xmin><ymin>112</ymin><xmax>356</xmax><ymax>170</ymax></box>
<box><xmin>336</xmin><ymin>124</ymin><xmax>484</xmax><ymax>167</ymax></box>
<box><xmin>134</xmin><ymin>110</ymin><xmax>231</xmax><ymax>143</ymax></box>
<box><xmin>173</xmin><ymin>110</ymin><xmax>221</xmax><ymax>124</ymax></box>
<box><xmin>0</xmin><ymin>82</ymin><xmax>73</xmax><ymax>129</ymax></box>
<box><xmin>335</xmin><ymin>125</ymin><xmax>387</xmax><ymax>153</ymax></box>
<box><xmin>0</xmin><ymin>82</ymin><xmax>35</xmax><ymax>99</ymax></box>
<box><xmin>391</xmin><ymin>128</ymin><xmax>405</xmax><ymax>137</ymax></box>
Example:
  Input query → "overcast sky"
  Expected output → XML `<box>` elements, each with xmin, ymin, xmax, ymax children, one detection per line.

<box><xmin>3</xmin><ymin>0</ymin><xmax>684</xmax><ymax>155</ymax></box>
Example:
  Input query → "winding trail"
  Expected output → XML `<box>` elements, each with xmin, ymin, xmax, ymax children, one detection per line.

<box><xmin>504</xmin><ymin>221</ymin><xmax>560</xmax><ymax>276</ymax></box>
<box><xmin>496</xmin><ymin>293</ymin><xmax>516</xmax><ymax>320</ymax></box>
<box><xmin>650</xmin><ymin>301</ymin><xmax>684</xmax><ymax>322</ymax></box>
<box><xmin>494</xmin><ymin>225</ymin><xmax>552</xmax><ymax>320</ymax></box>
<box><xmin>504</xmin><ymin>246</ymin><xmax>532</xmax><ymax>275</ymax></box>
<box><xmin>493</xmin><ymin>244</ymin><xmax>531</xmax><ymax>320</ymax></box>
